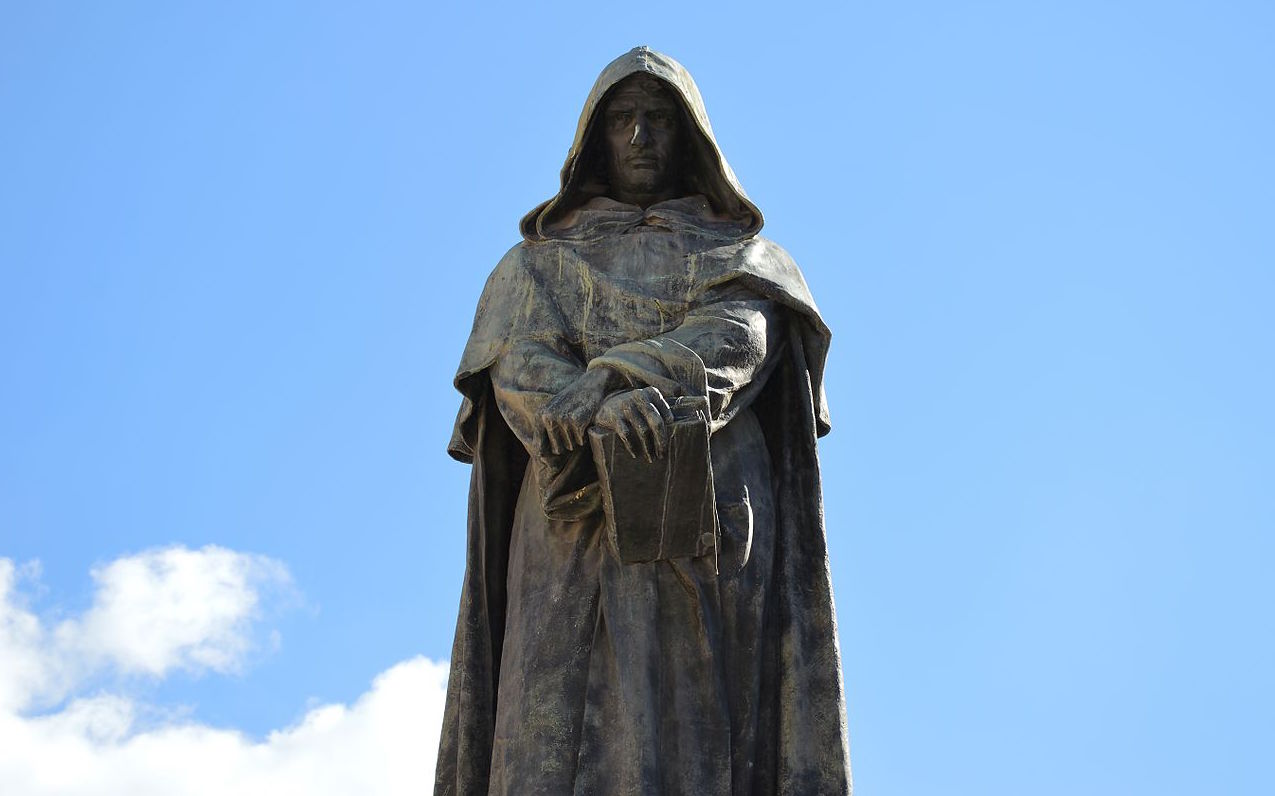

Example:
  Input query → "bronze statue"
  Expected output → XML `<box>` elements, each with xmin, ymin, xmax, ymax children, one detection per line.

<box><xmin>436</xmin><ymin>47</ymin><xmax>852</xmax><ymax>795</ymax></box>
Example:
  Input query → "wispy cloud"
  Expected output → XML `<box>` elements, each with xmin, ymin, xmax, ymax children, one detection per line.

<box><xmin>0</xmin><ymin>546</ymin><xmax>293</xmax><ymax>711</ymax></box>
<box><xmin>0</xmin><ymin>548</ymin><xmax>447</xmax><ymax>794</ymax></box>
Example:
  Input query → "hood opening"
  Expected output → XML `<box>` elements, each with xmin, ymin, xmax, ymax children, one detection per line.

<box><xmin>520</xmin><ymin>47</ymin><xmax>764</xmax><ymax>242</ymax></box>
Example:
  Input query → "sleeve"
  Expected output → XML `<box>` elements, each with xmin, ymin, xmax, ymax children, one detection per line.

<box><xmin>487</xmin><ymin>294</ymin><xmax>600</xmax><ymax>521</ymax></box>
<box><xmin>585</xmin><ymin>281</ymin><xmax>785</xmax><ymax>430</ymax></box>
<box><xmin>490</xmin><ymin>338</ymin><xmax>583</xmax><ymax>453</ymax></box>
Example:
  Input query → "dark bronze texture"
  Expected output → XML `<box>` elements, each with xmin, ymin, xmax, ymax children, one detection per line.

<box><xmin>435</xmin><ymin>46</ymin><xmax>852</xmax><ymax>796</ymax></box>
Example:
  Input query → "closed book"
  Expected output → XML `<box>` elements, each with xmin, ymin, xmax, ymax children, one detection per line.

<box><xmin>589</xmin><ymin>396</ymin><xmax>718</xmax><ymax>569</ymax></box>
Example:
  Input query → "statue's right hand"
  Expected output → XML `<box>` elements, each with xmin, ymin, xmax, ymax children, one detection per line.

<box><xmin>593</xmin><ymin>386</ymin><xmax>674</xmax><ymax>462</ymax></box>
<box><xmin>537</xmin><ymin>368</ymin><xmax>612</xmax><ymax>455</ymax></box>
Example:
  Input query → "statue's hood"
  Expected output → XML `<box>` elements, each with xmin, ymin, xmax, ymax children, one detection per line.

<box><xmin>520</xmin><ymin>47</ymin><xmax>764</xmax><ymax>241</ymax></box>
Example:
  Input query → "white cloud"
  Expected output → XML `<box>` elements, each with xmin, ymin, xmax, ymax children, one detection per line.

<box><xmin>1</xmin><ymin>546</ymin><xmax>293</xmax><ymax>712</ymax></box>
<box><xmin>0</xmin><ymin>657</ymin><xmax>448</xmax><ymax>796</ymax></box>
<box><xmin>72</xmin><ymin>545</ymin><xmax>292</xmax><ymax>678</ymax></box>
<box><xmin>0</xmin><ymin>559</ymin><xmax>57</xmax><ymax>713</ymax></box>
<box><xmin>0</xmin><ymin>548</ymin><xmax>448</xmax><ymax>795</ymax></box>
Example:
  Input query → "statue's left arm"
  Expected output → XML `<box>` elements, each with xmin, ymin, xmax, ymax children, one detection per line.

<box><xmin>586</xmin><ymin>280</ymin><xmax>784</xmax><ymax>431</ymax></box>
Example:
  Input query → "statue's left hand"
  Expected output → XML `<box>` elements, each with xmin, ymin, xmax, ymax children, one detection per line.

<box><xmin>538</xmin><ymin>368</ymin><xmax>614</xmax><ymax>454</ymax></box>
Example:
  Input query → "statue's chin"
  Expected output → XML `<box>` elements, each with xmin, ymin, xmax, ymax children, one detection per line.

<box><xmin>615</xmin><ymin>173</ymin><xmax>667</xmax><ymax>198</ymax></box>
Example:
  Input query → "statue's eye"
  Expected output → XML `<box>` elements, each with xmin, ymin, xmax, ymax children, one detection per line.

<box><xmin>610</xmin><ymin>111</ymin><xmax>633</xmax><ymax>126</ymax></box>
<box><xmin>649</xmin><ymin>111</ymin><xmax>670</xmax><ymax>125</ymax></box>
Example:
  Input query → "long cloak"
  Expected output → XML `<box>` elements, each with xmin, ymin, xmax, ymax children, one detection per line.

<box><xmin>435</xmin><ymin>47</ymin><xmax>851</xmax><ymax>795</ymax></box>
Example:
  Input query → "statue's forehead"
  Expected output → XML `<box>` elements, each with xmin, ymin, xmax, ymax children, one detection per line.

<box><xmin>606</xmin><ymin>75</ymin><xmax>678</xmax><ymax>107</ymax></box>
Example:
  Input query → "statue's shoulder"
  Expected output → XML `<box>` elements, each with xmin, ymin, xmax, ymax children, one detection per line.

<box><xmin>490</xmin><ymin>241</ymin><xmax>531</xmax><ymax>273</ymax></box>
<box><xmin>476</xmin><ymin>241</ymin><xmax>538</xmax><ymax>293</ymax></box>
<box><xmin>705</xmin><ymin>234</ymin><xmax>804</xmax><ymax>281</ymax></box>
<box><xmin>741</xmin><ymin>234</ymin><xmax>791</xmax><ymax>257</ymax></box>
<box><xmin>482</xmin><ymin>239</ymin><xmax>567</xmax><ymax>282</ymax></box>
<box><xmin>701</xmin><ymin>234</ymin><xmax>820</xmax><ymax>317</ymax></box>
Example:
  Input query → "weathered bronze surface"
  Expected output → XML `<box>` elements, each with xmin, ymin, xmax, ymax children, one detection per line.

<box><xmin>436</xmin><ymin>46</ymin><xmax>852</xmax><ymax>795</ymax></box>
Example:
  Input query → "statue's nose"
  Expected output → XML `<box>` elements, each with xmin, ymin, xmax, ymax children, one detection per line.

<box><xmin>630</xmin><ymin>121</ymin><xmax>649</xmax><ymax>147</ymax></box>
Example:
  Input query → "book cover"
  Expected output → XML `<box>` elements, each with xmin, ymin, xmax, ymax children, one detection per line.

<box><xmin>589</xmin><ymin>396</ymin><xmax>718</xmax><ymax>569</ymax></box>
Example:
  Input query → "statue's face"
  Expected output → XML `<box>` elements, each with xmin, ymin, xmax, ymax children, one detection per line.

<box><xmin>602</xmin><ymin>76</ymin><xmax>682</xmax><ymax>204</ymax></box>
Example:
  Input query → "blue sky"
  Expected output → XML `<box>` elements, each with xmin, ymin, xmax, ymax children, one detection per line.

<box><xmin>1</xmin><ymin>1</ymin><xmax>1272</xmax><ymax>793</ymax></box>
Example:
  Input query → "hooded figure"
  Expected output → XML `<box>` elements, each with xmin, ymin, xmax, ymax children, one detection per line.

<box><xmin>436</xmin><ymin>47</ymin><xmax>852</xmax><ymax>795</ymax></box>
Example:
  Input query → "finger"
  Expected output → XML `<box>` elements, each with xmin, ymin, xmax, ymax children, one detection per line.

<box><xmin>545</xmin><ymin>418</ymin><xmax>564</xmax><ymax>455</ymax></box>
<box><xmin>562</xmin><ymin>409</ymin><xmax>586</xmax><ymax>449</ymax></box>
<box><xmin>646</xmin><ymin>388</ymin><xmax>673</xmax><ymax>453</ymax></box>
<box><xmin>615</xmin><ymin>417</ymin><xmax>639</xmax><ymax>459</ymax></box>
<box><xmin>621</xmin><ymin>404</ymin><xmax>652</xmax><ymax>462</ymax></box>
<box><xmin>555</xmin><ymin>418</ymin><xmax>579</xmax><ymax>452</ymax></box>
<box><xmin>635</xmin><ymin>400</ymin><xmax>666</xmax><ymax>459</ymax></box>
<box><xmin>562</xmin><ymin>421</ymin><xmax>581</xmax><ymax>451</ymax></box>
<box><xmin>646</xmin><ymin>387</ymin><xmax>674</xmax><ymax>425</ymax></box>
<box><xmin>537</xmin><ymin>415</ymin><xmax>553</xmax><ymax>454</ymax></box>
